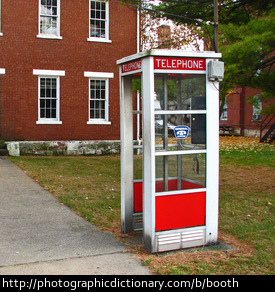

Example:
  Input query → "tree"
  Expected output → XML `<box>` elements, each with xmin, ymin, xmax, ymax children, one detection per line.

<box><xmin>132</xmin><ymin>0</ymin><xmax>275</xmax><ymax>115</ymax></box>
<box><xmin>141</xmin><ymin>13</ymin><xmax>203</xmax><ymax>50</ymax></box>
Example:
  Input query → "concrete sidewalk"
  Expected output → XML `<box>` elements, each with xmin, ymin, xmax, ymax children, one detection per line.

<box><xmin>0</xmin><ymin>157</ymin><xmax>151</xmax><ymax>275</ymax></box>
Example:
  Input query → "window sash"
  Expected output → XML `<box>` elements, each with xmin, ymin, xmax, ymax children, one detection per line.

<box><xmin>39</xmin><ymin>0</ymin><xmax>60</xmax><ymax>36</ymax></box>
<box><xmin>89</xmin><ymin>78</ymin><xmax>108</xmax><ymax>121</ymax></box>
<box><xmin>89</xmin><ymin>0</ymin><xmax>109</xmax><ymax>40</ymax></box>
<box><xmin>252</xmin><ymin>95</ymin><xmax>262</xmax><ymax>121</ymax></box>
<box><xmin>38</xmin><ymin>77</ymin><xmax>60</xmax><ymax>121</ymax></box>
<box><xmin>220</xmin><ymin>98</ymin><xmax>228</xmax><ymax>121</ymax></box>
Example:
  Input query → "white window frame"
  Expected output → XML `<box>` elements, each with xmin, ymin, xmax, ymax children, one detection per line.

<box><xmin>87</xmin><ymin>0</ymin><xmax>111</xmax><ymax>43</ymax></box>
<box><xmin>0</xmin><ymin>0</ymin><xmax>3</xmax><ymax>36</ymax></box>
<box><xmin>84</xmin><ymin>71</ymin><xmax>114</xmax><ymax>124</ymax></box>
<box><xmin>37</xmin><ymin>0</ymin><xmax>62</xmax><ymax>39</ymax></box>
<box><xmin>252</xmin><ymin>95</ymin><xmax>262</xmax><ymax>121</ymax></box>
<box><xmin>33</xmin><ymin>69</ymin><xmax>65</xmax><ymax>124</ymax></box>
<box><xmin>0</xmin><ymin>68</ymin><xmax>5</xmax><ymax>74</ymax></box>
<box><xmin>220</xmin><ymin>98</ymin><xmax>228</xmax><ymax>121</ymax></box>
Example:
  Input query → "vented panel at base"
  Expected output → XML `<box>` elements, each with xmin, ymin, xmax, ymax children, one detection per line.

<box><xmin>156</xmin><ymin>228</ymin><xmax>205</xmax><ymax>252</ymax></box>
<box><xmin>133</xmin><ymin>213</ymin><xmax>143</xmax><ymax>230</ymax></box>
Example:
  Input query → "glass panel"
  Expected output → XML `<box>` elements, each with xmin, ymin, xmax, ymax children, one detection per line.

<box><xmin>133</xmin><ymin>154</ymin><xmax>142</xmax><ymax>180</ymax></box>
<box><xmin>40</xmin><ymin>109</ymin><xmax>45</xmax><ymax>118</ymax></box>
<box><xmin>40</xmin><ymin>88</ymin><xmax>46</xmax><ymax>97</ymax></box>
<box><xmin>155</xmin><ymin>114</ymin><xmax>206</xmax><ymax>151</ymax></box>
<box><xmin>51</xmin><ymin>108</ymin><xmax>56</xmax><ymax>118</ymax></box>
<box><xmin>52</xmin><ymin>7</ymin><xmax>57</xmax><ymax>16</ymax></box>
<box><xmin>155</xmin><ymin>154</ymin><xmax>206</xmax><ymax>193</ymax></box>
<box><xmin>154</xmin><ymin>74</ymin><xmax>206</xmax><ymax>111</ymax></box>
<box><xmin>40</xmin><ymin>16</ymin><xmax>57</xmax><ymax>35</ymax></box>
<box><xmin>90</xmin><ymin>109</ymin><xmax>94</xmax><ymax>119</ymax></box>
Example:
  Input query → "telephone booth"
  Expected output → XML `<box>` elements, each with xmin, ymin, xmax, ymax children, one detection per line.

<box><xmin>117</xmin><ymin>50</ymin><xmax>223</xmax><ymax>253</ymax></box>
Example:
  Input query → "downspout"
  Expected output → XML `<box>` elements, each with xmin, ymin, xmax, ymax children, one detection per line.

<box><xmin>0</xmin><ymin>69</ymin><xmax>6</xmax><ymax>139</ymax></box>
<box><xmin>137</xmin><ymin>8</ymin><xmax>140</xmax><ymax>53</ymax></box>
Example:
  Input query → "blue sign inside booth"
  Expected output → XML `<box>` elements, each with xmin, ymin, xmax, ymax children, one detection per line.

<box><xmin>174</xmin><ymin>126</ymin><xmax>190</xmax><ymax>139</ymax></box>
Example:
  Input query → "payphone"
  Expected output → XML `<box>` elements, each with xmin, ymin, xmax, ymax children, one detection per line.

<box><xmin>117</xmin><ymin>50</ymin><xmax>223</xmax><ymax>253</ymax></box>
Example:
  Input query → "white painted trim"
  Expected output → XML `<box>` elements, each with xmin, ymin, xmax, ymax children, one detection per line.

<box><xmin>84</xmin><ymin>72</ymin><xmax>114</xmax><ymax>78</ymax></box>
<box><xmin>87</xmin><ymin>121</ymin><xmax>111</xmax><ymax>125</ymax></box>
<box><xmin>36</xmin><ymin>121</ymin><xmax>62</xmax><ymax>125</ymax></box>
<box><xmin>33</xmin><ymin>69</ymin><xmax>65</xmax><ymax>76</ymax></box>
<box><xmin>87</xmin><ymin>37</ymin><xmax>112</xmax><ymax>43</ymax></box>
<box><xmin>36</xmin><ymin>35</ymin><xmax>63</xmax><ymax>40</ymax></box>
<box><xmin>137</xmin><ymin>9</ymin><xmax>140</xmax><ymax>53</ymax></box>
<box><xmin>0</xmin><ymin>68</ymin><xmax>5</xmax><ymax>74</ymax></box>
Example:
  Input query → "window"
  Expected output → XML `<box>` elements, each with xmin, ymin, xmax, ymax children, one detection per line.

<box><xmin>88</xmin><ymin>0</ymin><xmax>111</xmax><ymax>43</ymax></box>
<box><xmin>33</xmin><ymin>69</ymin><xmax>65</xmax><ymax>124</ymax></box>
<box><xmin>252</xmin><ymin>94</ymin><xmax>262</xmax><ymax>121</ymax></box>
<box><xmin>39</xmin><ymin>77</ymin><xmax>58</xmax><ymax>121</ymax></box>
<box><xmin>84</xmin><ymin>72</ymin><xmax>113</xmax><ymax>124</ymax></box>
<box><xmin>38</xmin><ymin>0</ymin><xmax>62</xmax><ymax>39</ymax></box>
<box><xmin>220</xmin><ymin>98</ymin><xmax>228</xmax><ymax>120</ymax></box>
<box><xmin>90</xmin><ymin>79</ymin><xmax>108</xmax><ymax>121</ymax></box>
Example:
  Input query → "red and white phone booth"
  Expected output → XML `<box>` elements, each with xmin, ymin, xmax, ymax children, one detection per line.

<box><xmin>117</xmin><ymin>50</ymin><xmax>223</xmax><ymax>253</ymax></box>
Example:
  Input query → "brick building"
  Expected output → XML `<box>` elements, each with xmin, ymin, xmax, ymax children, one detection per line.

<box><xmin>0</xmin><ymin>0</ymin><xmax>139</xmax><ymax>154</ymax></box>
<box><xmin>220</xmin><ymin>87</ymin><xmax>274</xmax><ymax>140</ymax></box>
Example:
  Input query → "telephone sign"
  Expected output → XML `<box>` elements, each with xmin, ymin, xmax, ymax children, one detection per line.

<box><xmin>174</xmin><ymin>126</ymin><xmax>190</xmax><ymax>139</ymax></box>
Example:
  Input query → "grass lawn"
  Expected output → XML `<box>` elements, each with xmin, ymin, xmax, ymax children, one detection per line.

<box><xmin>9</xmin><ymin>137</ymin><xmax>274</xmax><ymax>275</ymax></box>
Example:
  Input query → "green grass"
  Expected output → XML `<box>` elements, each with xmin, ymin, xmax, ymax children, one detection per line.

<box><xmin>218</xmin><ymin>148</ymin><xmax>274</xmax><ymax>274</ymax></box>
<box><xmin>8</xmin><ymin>139</ymin><xmax>275</xmax><ymax>275</ymax></box>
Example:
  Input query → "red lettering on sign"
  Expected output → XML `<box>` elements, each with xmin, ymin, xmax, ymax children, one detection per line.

<box><xmin>154</xmin><ymin>57</ymin><xmax>205</xmax><ymax>71</ymax></box>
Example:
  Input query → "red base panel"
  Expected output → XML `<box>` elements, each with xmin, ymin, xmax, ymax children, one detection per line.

<box><xmin>155</xmin><ymin>192</ymin><xmax>206</xmax><ymax>231</ymax></box>
<box><xmin>133</xmin><ymin>180</ymin><xmax>206</xmax><ymax>231</ymax></box>
<box><xmin>133</xmin><ymin>179</ymin><xmax>204</xmax><ymax>213</ymax></box>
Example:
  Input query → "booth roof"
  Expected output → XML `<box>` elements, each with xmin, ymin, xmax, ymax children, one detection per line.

<box><xmin>116</xmin><ymin>49</ymin><xmax>222</xmax><ymax>65</ymax></box>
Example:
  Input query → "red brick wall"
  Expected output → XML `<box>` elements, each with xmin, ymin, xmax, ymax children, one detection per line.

<box><xmin>0</xmin><ymin>0</ymin><xmax>137</xmax><ymax>141</ymax></box>
<box><xmin>220</xmin><ymin>87</ymin><xmax>271</xmax><ymax>135</ymax></box>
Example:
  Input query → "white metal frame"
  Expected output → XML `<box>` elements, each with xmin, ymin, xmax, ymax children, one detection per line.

<box><xmin>118</xmin><ymin>50</ymin><xmax>221</xmax><ymax>253</ymax></box>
